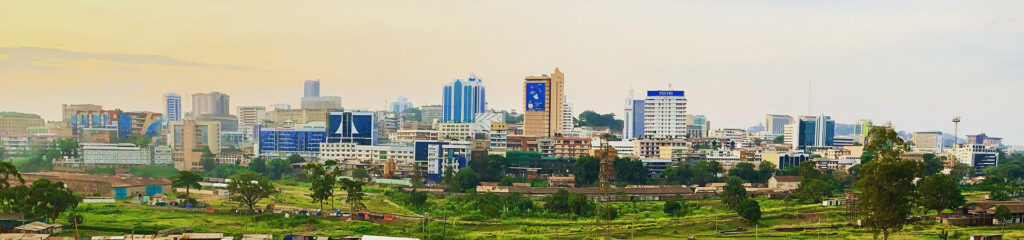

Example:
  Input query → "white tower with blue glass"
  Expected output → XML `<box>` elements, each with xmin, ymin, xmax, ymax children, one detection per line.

<box><xmin>442</xmin><ymin>75</ymin><xmax>486</xmax><ymax>123</ymax></box>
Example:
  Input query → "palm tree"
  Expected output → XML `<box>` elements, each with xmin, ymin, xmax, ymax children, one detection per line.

<box><xmin>170</xmin><ymin>170</ymin><xmax>203</xmax><ymax>204</ymax></box>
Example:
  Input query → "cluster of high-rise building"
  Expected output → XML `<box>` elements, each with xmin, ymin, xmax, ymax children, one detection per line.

<box><xmin>0</xmin><ymin>67</ymin><xmax>1012</xmax><ymax>184</ymax></box>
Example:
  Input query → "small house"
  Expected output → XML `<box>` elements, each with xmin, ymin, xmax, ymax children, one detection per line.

<box><xmin>768</xmin><ymin>176</ymin><xmax>802</xmax><ymax>190</ymax></box>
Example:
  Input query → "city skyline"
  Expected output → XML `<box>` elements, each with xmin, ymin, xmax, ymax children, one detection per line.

<box><xmin>1</xmin><ymin>1</ymin><xmax>1023</xmax><ymax>144</ymax></box>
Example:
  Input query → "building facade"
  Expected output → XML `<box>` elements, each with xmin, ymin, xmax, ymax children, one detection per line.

<box><xmin>420</xmin><ymin>105</ymin><xmax>443</xmax><ymax>124</ymax></box>
<box><xmin>319</xmin><ymin>142</ymin><xmax>415</xmax><ymax>164</ymax></box>
<box><xmin>0</xmin><ymin>112</ymin><xmax>45</xmax><ymax>135</ymax></box>
<box><xmin>765</xmin><ymin>114</ymin><xmax>793</xmax><ymax>136</ymax></box>
<box><xmin>523</xmin><ymin>68</ymin><xmax>565</xmax><ymax>137</ymax></box>
<box><xmin>442</xmin><ymin>75</ymin><xmax>486</xmax><ymax>123</ymax></box>
<box><xmin>304</xmin><ymin>79</ymin><xmax>320</xmax><ymax>97</ymax></box>
<box><xmin>437</xmin><ymin>123</ymin><xmax>474</xmax><ymax>141</ymax></box>
<box><xmin>784</xmin><ymin>115</ymin><xmax>835</xmax><ymax>149</ymax></box>
<box><xmin>164</xmin><ymin>93</ymin><xmax>182</xmax><ymax>122</ymax></box>
<box><xmin>327</xmin><ymin>111</ymin><xmax>377</xmax><ymax>145</ymax></box>
<box><xmin>954</xmin><ymin>144</ymin><xmax>999</xmax><ymax>175</ymax></box>
<box><xmin>191</xmin><ymin>92</ymin><xmax>230</xmax><ymax>116</ymax></box>
<box><xmin>257</xmin><ymin>126</ymin><xmax>326</xmax><ymax>159</ymax></box>
<box><xmin>912</xmin><ymin>131</ymin><xmax>943</xmax><ymax>153</ymax></box>
<box><xmin>168</xmin><ymin>120</ymin><xmax>221</xmax><ymax>170</ymax></box>
<box><xmin>643</xmin><ymin>90</ymin><xmax>687</xmax><ymax>139</ymax></box>
<box><xmin>62</xmin><ymin>104</ymin><xmax>102</xmax><ymax>124</ymax></box>
<box><xmin>390</xmin><ymin>96</ymin><xmax>413</xmax><ymax>113</ymax></box>
<box><xmin>623</xmin><ymin>89</ymin><xmax>645</xmax><ymax>140</ymax></box>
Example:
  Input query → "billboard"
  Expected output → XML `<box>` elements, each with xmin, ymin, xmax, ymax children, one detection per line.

<box><xmin>647</xmin><ymin>90</ymin><xmax>685</xmax><ymax>97</ymax></box>
<box><xmin>328</xmin><ymin>111</ymin><xmax>376</xmax><ymax>145</ymax></box>
<box><xmin>525</xmin><ymin>83</ymin><xmax>546</xmax><ymax>111</ymax></box>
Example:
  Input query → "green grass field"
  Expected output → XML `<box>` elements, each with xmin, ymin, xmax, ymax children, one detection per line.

<box><xmin>59</xmin><ymin>183</ymin><xmax>1023</xmax><ymax>240</ymax></box>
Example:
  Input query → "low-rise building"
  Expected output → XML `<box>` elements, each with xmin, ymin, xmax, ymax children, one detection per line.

<box><xmin>437</xmin><ymin>123</ymin><xmax>473</xmax><ymax>141</ymax></box>
<box><xmin>0</xmin><ymin>112</ymin><xmax>46</xmax><ymax>135</ymax></box>
<box><xmin>762</xmin><ymin>152</ymin><xmax>809</xmax><ymax>170</ymax></box>
<box><xmin>20</xmin><ymin>172</ymin><xmax>171</xmax><ymax>199</ymax></box>
<box><xmin>319</xmin><ymin>142</ymin><xmax>415</xmax><ymax>164</ymax></box>
<box><xmin>633</xmin><ymin>138</ymin><xmax>688</xmax><ymax>159</ymax></box>
<box><xmin>768</xmin><ymin>176</ymin><xmax>802</xmax><ymax>190</ymax></box>
<box><xmin>58</xmin><ymin>143</ymin><xmax>172</xmax><ymax>168</ymax></box>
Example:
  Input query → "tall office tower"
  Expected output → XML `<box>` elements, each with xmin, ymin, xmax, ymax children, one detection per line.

<box><xmin>784</xmin><ymin>115</ymin><xmax>835</xmax><ymax>149</ymax></box>
<box><xmin>420</xmin><ymin>105</ymin><xmax>443</xmax><ymax>124</ymax></box>
<box><xmin>442</xmin><ymin>75</ymin><xmax>486</xmax><ymax>123</ymax></box>
<box><xmin>304</xmin><ymin>79</ymin><xmax>320</xmax><ymax>97</ymax></box>
<box><xmin>623</xmin><ymin>89</ymin><xmax>645</xmax><ymax>140</ymax></box>
<box><xmin>523</xmin><ymin>68</ymin><xmax>565</xmax><ymax>137</ymax></box>
<box><xmin>390</xmin><ymin>96</ymin><xmax>414</xmax><ymax>113</ymax></box>
<box><xmin>642</xmin><ymin>90</ymin><xmax>687</xmax><ymax>139</ymax></box>
<box><xmin>61</xmin><ymin>104</ymin><xmax>103</xmax><ymax>124</ymax></box>
<box><xmin>562</xmin><ymin>96</ymin><xmax>574</xmax><ymax>133</ymax></box>
<box><xmin>163</xmin><ymin>93</ymin><xmax>182</xmax><ymax>122</ymax></box>
<box><xmin>192</xmin><ymin>92</ymin><xmax>230</xmax><ymax>116</ymax></box>
<box><xmin>764</xmin><ymin>114</ymin><xmax>793</xmax><ymax>136</ymax></box>
<box><xmin>237</xmin><ymin>106</ymin><xmax>266</xmax><ymax>140</ymax></box>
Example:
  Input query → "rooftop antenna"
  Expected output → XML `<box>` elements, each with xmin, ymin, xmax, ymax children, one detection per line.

<box><xmin>807</xmin><ymin>81</ymin><xmax>813</xmax><ymax>115</ymax></box>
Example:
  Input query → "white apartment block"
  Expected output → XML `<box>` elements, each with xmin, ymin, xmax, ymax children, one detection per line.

<box><xmin>71</xmin><ymin>143</ymin><xmax>172</xmax><ymax>166</ymax></box>
<box><xmin>489</xmin><ymin>122</ymin><xmax>508</xmax><ymax>156</ymax></box>
<box><xmin>319</xmin><ymin>142</ymin><xmax>415</xmax><ymax>164</ymax></box>
<box><xmin>437</xmin><ymin>122</ymin><xmax>474</xmax><ymax>141</ymax></box>
<box><xmin>643</xmin><ymin>91</ymin><xmax>688</xmax><ymax>139</ymax></box>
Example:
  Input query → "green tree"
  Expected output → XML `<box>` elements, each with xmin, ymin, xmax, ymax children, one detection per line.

<box><xmin>794</xmin><ymin>161</ymin><xmax>834</xmax><ymax>203</ymax></box>
<box><xmin>663</xmin><ymin>198</ymin><xmax>696</xmax><ymax>217</ymax></box>
<box><xmin>856</xmin><ymin>126</ymin><xmax>921</xmax><ymax>240</ymax></box>
<box><xmin>170</xmin><ymin>170</ymin><xmax>202</xmax><ymax>204</ymax></box>
<box><xmin>917</xmin><ymin>174</ymin><xmax>965</xmax><ymax>215</ymax></box>
<box><xmin>442</xmin><ymin>166</ymin><xmax>455</xmax><ymax>184</ymax></box>
<box><xmin>0</xmin><ymin>161</ymin><xmax>23</xmax><ymax>188</ymax></box>
<box><xmin>737</xmin><ymin>199</ymin><xmax>762</xmax><ymax>225</ymax></box>
<box><xmin>922</xmin><ymin>153</ymin><xmax>943</xmax><ymax>176</ymax></box>
<box><xmin>306</xmin><ymin>163</ymin><xmax>335</xmax><ymax>211</ymax></box>
<box><xmin>266</xmin><ymin>158</ymin><xmax>292</xmax><ymax>180</ymax></box>
<box><xmin>402</xmin><ymin>107</ymin><xmax>422</xmax><ymax>121</ymax></box>
<box><xmin>728</xmin><ymin>162</ymin><xmax>758</xmax><ymax>183</ymax></box>
<box><xmin>721</xmin><ymin>177</ymin><xmax>747</xmax><ymax>210</ymax></box>
<box><xmin>200</xmin><ymin>147</ymin><xmax>217</xmax><ymax>172</ymax></box>
<box><xmin>544</xmin><ymin>189</ymin><xmax>571</xmax><ymax>214</ymax></box>
<box><xmin>573</xmin><ymin>156</ymin><xmax>601</xmax><ymax>186</ymax></box>
<box><xmin>449</xmin><ymin>168</ymin><xmax>481</xmax><ymax>193</ymax></box>
<box><xmin>339</xmin><ymin>178</ymin><xmax>365</xmax><ymax>213</ymax></box>
<box><xmin>287</xmin><ymin>153</ymin><xmax>305</xmax><ymax>163</ymax></box>
<box><xmin>613</xmin><ymin>157</ymin><xmax>648</xmax><ymax>185</ymax></box>
<box><xmin>757</xmin><ymin>161</ymin><xmax>778</xmax><ymax>184</ymax></box>
<box><xmin>949</xmin><ymin>162</ymin><xmax>972</xmax><ymax>180</ymax></box>
<box><xmin>691</xmin><ymin>161</ymin><xmax>721</xmax><ymax>186</ymax></box>
<box><xmin>405</xmin><ymin>190</ymin><xmax>428</xmax><ymax>207</ymax></box>
<box><xmin>352</xmin><ymin>168</ymin><xmax>370</xmax><ymax>182</ymax></box>
<box><xmin>567</xmin><ymin>192</ymin><xmax>595</xmax><ymax>217</ymax></box>
<box><xmin>470</xmin><ymin>154</ymin><xmax>508</xmax><ymax>182</ymax></box>
<box><xmin>249</xmin><ymin>157</ymin><xmax>267</xmax><ymax>175</ymax></box>
<box><xmin>227</xmin><ymin>171</ymin><xmax>278</xmax><ymax>212</ymax></box>
<box><xmin>994</xmin><ymin>205</ymin><xmax>1011</xmax><ymax>226</ymax></box>
<box><xmin>773</xmin><ymin>136</ymin><xmax>784</xmax><ymax>144</ymax></box>
<box><xmin>576</xmin><ymin>110</ymin><xmax>623</xmax><ymax>132</ymax></box>
<box><xmin>663</xmin><ymin>164</ymin><xmax>692</xmax><ymax>185</ymax></box>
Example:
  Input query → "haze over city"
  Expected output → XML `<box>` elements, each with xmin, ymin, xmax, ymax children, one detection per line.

<box><xmin>2</xmin><ymin>1</ymin><xmax>1023</xmax><ymax>144</ymax></box>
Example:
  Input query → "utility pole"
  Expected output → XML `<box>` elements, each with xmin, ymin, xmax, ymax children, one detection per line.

<box><xmin>952</xmin><ymin>116</ymin><xmax>961</xmax><ymax>149</ymax></box>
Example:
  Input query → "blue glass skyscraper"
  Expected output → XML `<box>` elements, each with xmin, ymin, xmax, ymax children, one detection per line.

<box><xmin>442</xmin><ymin>75</ymin><xmax>486</xmax><ymax>123</ymax></box>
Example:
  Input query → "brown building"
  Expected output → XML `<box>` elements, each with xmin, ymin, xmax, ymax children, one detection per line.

<box><xmin>169</xmin><ymin>120</ymin><xmax>221</xmax><ymax>171</ymax></box>
<box><xmin>523</xmin><ymin>68</ymin><xmax>565</xmax><ymax>138</ymax></box>
<box><xmin>553</xmin><ymin>137</ymin><xmax>591</xmax><ymax>158</ymax></box>
<box><xmin>20</xmin><ymin>172</ymin><xmax>171</xmax><ymax>199</ymax></box>
<box><xmin>507</xmin><ymin>135</ymin><xmax>540</xmax><ymax>152</ymax></box>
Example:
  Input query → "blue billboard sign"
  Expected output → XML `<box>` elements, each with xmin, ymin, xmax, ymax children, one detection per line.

<box><xmin>525</xmin><ymin>83</ymin><xmax>546</xmax><ymax>111</ymax></box>
<box><xmin>327</xmin><ymin>111</ymin><xmax>376</xmax><ymax>145</ymax></box>
<box><xmin>647</xmin><ymin>90</ymin><xmax>685</xmax><ymax>97</ymax></box>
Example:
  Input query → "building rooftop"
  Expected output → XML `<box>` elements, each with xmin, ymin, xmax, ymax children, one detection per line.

<box><xmin>21</xmin><ymin>172</ymin><xmax>171</xmax><ymax>188</ymax></box>
<box><xmin>772</xmin><ymin>176</ymin><xmax>803</xmax><ymax>182</ymax></box>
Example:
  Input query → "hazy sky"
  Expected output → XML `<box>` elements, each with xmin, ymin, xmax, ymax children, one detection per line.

<box><xmin>1</xmin><ymin>1</ymin><xmax>1022</xmax><ymax>144</ymax></box>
